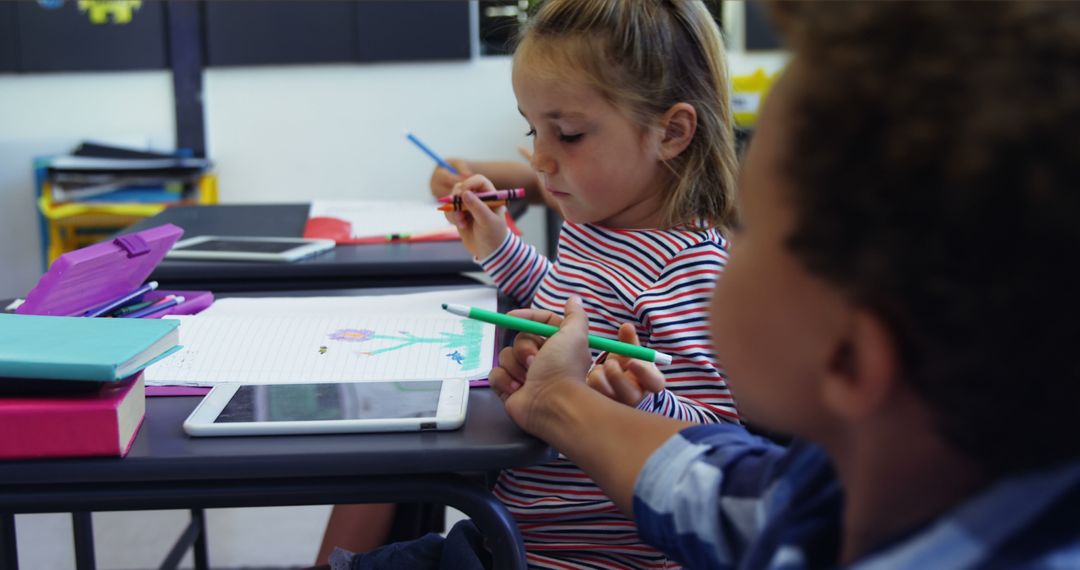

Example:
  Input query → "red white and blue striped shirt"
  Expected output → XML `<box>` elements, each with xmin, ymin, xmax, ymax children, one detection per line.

<box><xmin>479</xmin><ymin>222</ymin><xmax>738</xmax><ymax>569</ymax></box>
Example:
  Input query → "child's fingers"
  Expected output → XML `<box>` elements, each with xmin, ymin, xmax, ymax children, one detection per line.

<box><xmin>628</xmin><ymin>359</ymin><xmax>666</xmax><ymax>394</ymax></box>
<box><xmin>461</xmin><ymin>190</ymin><xmax>506</xmax><ymax>227</ymax></box>
<box><xmin>586</xmin><ymin>365</ymin><xmax>617</xmax><ymax>399</ymax></box>
<box><xmin>489</xmin><ymin>366</ymin><xmax>522</xmax><ymax>402</ymax></box>
<box><xmin>444</xmin><ymin>181</ymin><xmax>471</xmax><ymax>227</ymax></box>
<box><xmin>507</xmin><ymin>308</ymin><xmax>564</xmax><ymax>327</ymax></box>
<box><xmin>617</xmin><ymin>323</ymin><xmax>641</xmax><ymax>345</ymax></box>
<box><xmin>511</xmin><ymin>332</ymin><xmax>545</xmax><ymax>370</ymax></box>
<box><xmin>459</xmin><ymin>174</ymin><xmax>497</xmax><ymax>194</ymax></box>
<box><xmin>496</xmin><ymin>344</ymin><xmax>529</xmax><ymax>386</ymax></box>
<box><xmin>605</xmin><ymin>359</ymin><xmax>646</xmax><ymax>406</ymax></box>
<box><xmin>492</xmin><ymin>345</ymin><xmax>531</xmax><ymax>402</ymax></box>
<box><xmin>445</xmin><ymin>211</ymin><xmax>468</xmax><ymax>228</ymax></box>
<box><xmin>598</xmin><ymin>323</ymin><xmax>640</xmax><ymax>369</ymax></box>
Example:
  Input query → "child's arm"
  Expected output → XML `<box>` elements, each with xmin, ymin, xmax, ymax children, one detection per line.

<box><xmin>472</xmin><ymin>192</ymin><xmax>553</xmax><ymax>306</ymax></box>
<box><xmin>491</xmin><ymin>299</ymin><xmax>787</xmax><ymax>567</ymax></box>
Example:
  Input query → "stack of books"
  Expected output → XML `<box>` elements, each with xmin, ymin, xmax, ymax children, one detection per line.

<box><xmin>47</xmin><ymin>142</ymin><xmax>212</xmax><ymax>205</ymax></box>
<box><xmin>0</xmin><ymin>313</ymin><xmax>180</xmax><ymax>459</ymax></box>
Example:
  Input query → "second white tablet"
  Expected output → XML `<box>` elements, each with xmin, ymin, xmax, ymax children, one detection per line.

<box><xmin>166</xmin><ymin>236</ymin><xmax>334</xmax><ymax>262</ymax></box>
<box><xmin>183</xmin><ymin>380</ymin><xmax>469</xmax><ymax>437</ymax></box>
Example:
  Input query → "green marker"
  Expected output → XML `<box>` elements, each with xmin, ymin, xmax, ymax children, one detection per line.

<box><xmin>442</xmin><ymin>303</ymin><xmax>673</xmax><ymax>365</ymax></box>
<box><xmin>109</xmin><ymin>299</ymin><xmax>156</xmax><ymax>317</ymax></box>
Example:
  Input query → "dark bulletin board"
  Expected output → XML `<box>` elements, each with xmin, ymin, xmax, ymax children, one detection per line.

<box><xmin>204</xmin><ymin>1</ymin><xmax>357</xmax><ymax>66</ymax></box>
<box><xmin>356</xmin><ymin>1</ymin><xmax>470</xmax><ymax>62</ymax></box>
<box><xmin>0</xmin><ymin>1</ymin><xmax>473</xmax><ymax>73</ymax></box>
<box><xmin>205</xmin><ymin>1</ymin><xmax>470</xmax><ymax>66</ymax></box>
<box><xmin>745</xmin><ymin>1</ymin><xmax>781</xmax><ymax>51</ymax></box>
<box><xmin>14</xmin><ymin>0</ymin><xmax>167</xmax><ymax>72</ymax></box>
<box><xmin>0</xmin><ymin>2</ymin><xmax>16</xmax><ymax>73</ymax></box>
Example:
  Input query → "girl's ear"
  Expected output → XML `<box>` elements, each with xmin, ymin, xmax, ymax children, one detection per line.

<box><xmin>657</xmin><ymin>102</ymin><xmax>698</xmax><ymax>161</ymax></box>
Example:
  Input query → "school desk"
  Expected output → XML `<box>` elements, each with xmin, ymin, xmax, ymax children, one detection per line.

<box><xmin>0</xmin><ymin>286</ymin><xmax>553</xmax><ymax>570</ymax></box>
<box><xmin>0</xmin><ymin>389</ymin><xmax>550</xmax><ymax>570</ymax></box>
<box><xmin>120</xmin><ymin>203</ymin><xmax>505</xmax><ymax>292</ymax></box>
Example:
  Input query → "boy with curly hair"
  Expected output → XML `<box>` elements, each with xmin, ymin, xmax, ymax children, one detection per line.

<box><xmin>492</xmin><ymin>2</ymin><xmax>1080</xmax><ymax>567</ymax></box>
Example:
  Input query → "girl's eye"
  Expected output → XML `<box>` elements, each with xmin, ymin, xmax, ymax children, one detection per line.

<box><xmin>525</xmin><ymin>127</ymin><xmax>536</xmax><ymax>137</ymax></box>
<box><xmin>559</xmin><ymin>133</ymin><xmax>584</xmax><ymax>143</ymax></box>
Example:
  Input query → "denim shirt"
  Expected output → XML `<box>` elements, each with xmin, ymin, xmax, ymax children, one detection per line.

<box><xmin>634</xmin><ymin>424</ymin><xmax>1080</xmax><ymax>569</ymax></box>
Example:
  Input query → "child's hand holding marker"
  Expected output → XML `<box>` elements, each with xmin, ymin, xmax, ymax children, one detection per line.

<box><xmin>488</xmin><ymin>299</ymin><xmax>594</xmax><ymax>414</ymax></box>
<box><xmin>476</xmin><ymin>299</ymin><xmax>667</xmax><ymax>408</ymax></box>
<box><xmin>445</xmin><ymin>174</ymin><xmax>511</xmax><ymax>259</ymax></box>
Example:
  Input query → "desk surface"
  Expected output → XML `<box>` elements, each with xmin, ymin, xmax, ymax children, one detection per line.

<box><xmin>122</xmin><ymin>204</ymin><xmax>480</xmax><ymax>291</ymax></box>
<box><xmin>0</xmin><ymin>389</ymin><xmax>551</xmax><ymax>487</ymax></box>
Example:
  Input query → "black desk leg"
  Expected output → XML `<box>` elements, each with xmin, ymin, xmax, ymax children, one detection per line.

<box><xmin>159</xmin><ymin>508</ymin><xmax>209</xmax><ymax>570</ymax></box>
<box><xmin>0</xmin><ymin>514</ymin><xmax>17</xmax><ymax>570</ymax></box>
<box><xmin>191</xmin><ymin>509</ymin><xmax>209</xmax><ymax>570</ymax></box>
<box><xmin>72</xmin><ymin>512</ymin><xmax>95</xmax><ymax>570</ymax></box>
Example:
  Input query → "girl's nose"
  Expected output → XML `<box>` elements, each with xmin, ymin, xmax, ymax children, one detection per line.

<box><xmin>530</xmin><ymin>146</ymin><xmax>556</xmax><ymax>175</ymax></box>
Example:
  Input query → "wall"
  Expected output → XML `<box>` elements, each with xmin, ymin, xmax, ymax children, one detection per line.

<box><xmin>0</xmin><ymin>71</ymin><xmax>175</xmax><ymax>298</ymax></box>
<box><xmin>204</xmin><ymin>57</ymin><xmax>523</xmax><ymax>203</ymax></box>
<box><xmin>0</xmin><ymin>51</ymin><xmax>786</xmax><ymax>300</ymax></box>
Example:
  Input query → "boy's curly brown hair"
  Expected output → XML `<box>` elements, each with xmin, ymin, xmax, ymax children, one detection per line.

<box><xmin>770</xmin><ymin>1</ymin><xmax>1080</xmax><ymax>475</ymax></box>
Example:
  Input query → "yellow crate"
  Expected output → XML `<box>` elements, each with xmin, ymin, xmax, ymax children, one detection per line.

<box><xmin>731</xmin><ymin>69</ymin><xmax>780</xmax><ymax>128</ymax></box>
<box><xmin>38</xmin><ymin>173</ymin><xmax>218</xmax><ymax>265</ymax></box>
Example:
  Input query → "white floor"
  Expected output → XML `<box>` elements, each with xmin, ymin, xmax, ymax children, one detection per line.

<box><xmin>15</xmin><ymin>506</ymin><xmax>470</xmax><ymax>570</ymax></box>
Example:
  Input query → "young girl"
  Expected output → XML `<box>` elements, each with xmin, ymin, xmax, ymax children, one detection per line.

<box><xmin>329</xmin><ymin>0</ymin><xmax>739</xmax><ymax>568</ymax></box>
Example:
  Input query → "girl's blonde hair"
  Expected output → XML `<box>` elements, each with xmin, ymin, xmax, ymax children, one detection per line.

<box><xmin>516</xmin><ymin>0</ymin><xmax>738</xmax><ymax>233</ymax></box>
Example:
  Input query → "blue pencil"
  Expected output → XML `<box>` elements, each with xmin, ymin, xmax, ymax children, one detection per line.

<box><xmin>83</xmin><ymin>280</ymin><xmax>158</xmax><ymax>318</ymax></box>
<box><xmin>405</xmin><ymin>131</ymin><xmax>459</xmax><ymax>175</ymax></box>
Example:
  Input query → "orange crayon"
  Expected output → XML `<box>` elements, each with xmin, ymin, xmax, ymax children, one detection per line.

<box><xmin>437</xmin><ymin>199</ymin><xmax>509</xmax><ymax>212</ymax></box>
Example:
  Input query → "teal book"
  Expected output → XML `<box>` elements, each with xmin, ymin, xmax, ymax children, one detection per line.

<box><xmin>0</xmin><ymin>314</ymin><xmax>180</xmax><ymax>382</ymax></box>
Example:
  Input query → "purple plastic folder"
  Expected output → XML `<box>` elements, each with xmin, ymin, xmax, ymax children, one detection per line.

<box><xmin>17</xmin><ymin>224</ymin><xmax>213</xmax><ymax>318</ymax></box>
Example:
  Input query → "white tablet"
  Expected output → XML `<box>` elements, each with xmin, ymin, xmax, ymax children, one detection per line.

<box><xmin>166</xmin><ymin>236</ymin><xmax>335</xmax><ymax>262</ymax></box>
<box><xmin>182</xmin><ymin>380</ymin><xmax>469</xmax><ymax>437</ymax></box>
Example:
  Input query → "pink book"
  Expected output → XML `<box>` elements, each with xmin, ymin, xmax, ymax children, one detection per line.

<box><xmin>0</xmin><ymin>374</ymin><xmax>145</xmax><ymax>460</ymax></box>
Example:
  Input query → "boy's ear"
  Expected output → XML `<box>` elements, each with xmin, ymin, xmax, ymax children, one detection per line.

<box><xmin>821</xmin><ymin>309</ymin><xmax>901</xmax><ymax>420</ymax></box>
<box><xmin>657</xmin><ymin>102</ymin><xmax>697</xmax><ymax>161</ymax></box>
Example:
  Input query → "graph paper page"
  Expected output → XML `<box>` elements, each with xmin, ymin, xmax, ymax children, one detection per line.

<box><xmin>145</xmin><ymin>288</ymin><xmax>497</xmax><ymax>386</ymax></box>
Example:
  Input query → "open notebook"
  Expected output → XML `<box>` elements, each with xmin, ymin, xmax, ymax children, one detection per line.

<box><xmin>144</xmin><ymin>288</ymin><xmax>497</xmax><ymax>387</ymax></box>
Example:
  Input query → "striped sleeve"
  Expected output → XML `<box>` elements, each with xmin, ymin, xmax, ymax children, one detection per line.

<box><xmin>633</xmin><ymin>424</ymin><xmax>788</xmax><ymax>569</ymax></box>
<box><xmin>477</xmin><ymin>231</ymin><xmax>552</xmax><ymax>307</ymax></box>
<box><xmin>634</xmin><ymin>242</ymin><xmax>739</xmax><ymax>424</ymax></box>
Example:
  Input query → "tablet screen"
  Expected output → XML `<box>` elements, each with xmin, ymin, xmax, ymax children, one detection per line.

<box><xmin>214</xmin><ymin>382</ymin><xmax>443</xmax><ymax>423</ymax></box>
<box><xmin>175</xmin><ymin>239</ymin><xmax>301</xmax><ymax>254</ymax></box>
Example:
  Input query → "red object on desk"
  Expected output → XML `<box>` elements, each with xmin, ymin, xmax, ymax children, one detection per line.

<box><xmin>303</xmin><ymin>216</ymin><xmax>459</xmax><ymax>244</ymax></box>
<box><xmin>304</xmin><ymin>212</ymin><xmax>521</xmax><ymax>245</ymax></box>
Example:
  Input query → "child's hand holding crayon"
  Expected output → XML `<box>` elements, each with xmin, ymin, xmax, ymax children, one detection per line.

<box><xmin>445</xmin><ymin>174</ymin><xmax>512</xmax><ymax>259</ymax></box>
